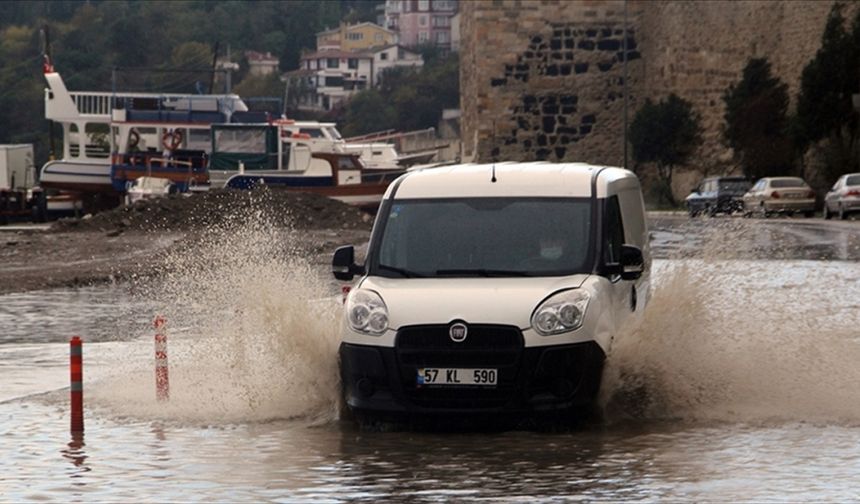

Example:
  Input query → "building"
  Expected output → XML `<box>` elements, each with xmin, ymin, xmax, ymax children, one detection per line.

<box><xmin>288</xmin><ymin>45</ymin><xmax>424</xmax><ymax>112</ymax></box>
<box><xmin>244</xmin><ymin>51</ymin><xmax>279</xmax><ymax>77</ymax></box>
<box><xmin>383</xmin><ymin>0</ymin><xmax>459</xmax><ymax>51</ymax></box>
<box><xmin>316</xmin><ymin>22</ymin><xmax>398</xmax><ymax>52</ymax></box>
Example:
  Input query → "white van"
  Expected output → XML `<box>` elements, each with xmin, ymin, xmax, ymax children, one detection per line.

<box><xmin>332</xmin><ymin>162</ymin><xmax>650</xmax><ymax>423</ymax></box>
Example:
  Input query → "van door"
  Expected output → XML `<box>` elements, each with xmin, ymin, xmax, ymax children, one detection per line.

<box><xmin>616</xmin><ymin>187</ymin><xmax>649</xmax><ymax>313</ymax></box>
<box><xmin>604</xmin><ymin>195</ymin><xmax>634</xmax><ymax>330</ymax></box>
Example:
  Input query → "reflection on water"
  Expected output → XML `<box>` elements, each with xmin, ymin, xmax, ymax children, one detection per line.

<box><xmin>5</xmin><ymin>399</ymin><xmax>860</xmax><ymax>501</ymax></box>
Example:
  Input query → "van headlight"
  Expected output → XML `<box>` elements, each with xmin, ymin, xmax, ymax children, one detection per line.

<box><xmin>347</xmin><ymin>289</ymin><xmax>389</xmax><ymax>335</ymax></box>
<box><xmin>531</xmin><ymin>290</ymin><xmax>590</xmax><ymax>335</ymax></box>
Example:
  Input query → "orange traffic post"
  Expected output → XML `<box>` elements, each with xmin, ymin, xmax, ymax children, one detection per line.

<box><xmin>154</xmin><ymin>315</ymin><xmax>169</xmax><ymax>401</ymax></box>
<box><xmin>70</xmin><ymin>336</ymin><xmax>84</xmax><ymax>433</ymax></box>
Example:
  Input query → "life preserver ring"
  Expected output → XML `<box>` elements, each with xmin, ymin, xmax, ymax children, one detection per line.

<box><xmin>162</xmin><ymin>129</ymin><xmax>183</xmax><ymax>151</ymax></box>
<box><xmin>128</xmin><ymin>129</ymin><xmax>140</xmax><ymax>150</ymax></box>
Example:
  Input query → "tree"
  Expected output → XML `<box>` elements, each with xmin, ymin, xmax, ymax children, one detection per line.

<box><xmin>340</xmin><ymin>89</ymin><xmax>397</xmax><ymax>137</ymax></box>
<box><xmin>722</xmin><ymin>57</ymin><xmax>793</xmax><ymax>179</ymax></box>
<box><xmin>795</xmin><ymin>4</ymin><xmax>860</xmax><ymax>181</ymax></box>
<box><xmin>629</xmin><ymin>94</ymin><xmax>702</xmax><ymax>206</ymax></box>
<box><xmin>339</xmin><ymin>53</ymin><xmax>459</xmax><ymax>135</ymax></box>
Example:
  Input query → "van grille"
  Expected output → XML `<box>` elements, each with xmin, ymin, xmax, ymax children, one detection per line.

<box><xmin>394</xmin><ymin>324</ymin><xmax>524</xmax><ymax>408</ymax></box>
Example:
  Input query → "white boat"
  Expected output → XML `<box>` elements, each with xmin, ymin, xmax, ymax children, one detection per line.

<box><xmin>273</xmin><ymin>121</ymin><xmax>439</xmax><ymax>170</ymax></box>
<box><xmin>209</xmin><ymin>120</ymin><xmax>405</xmax><ymax>211</ymax></box>
<box><xmin>39</xmin><ymin>67</ymin><xmax>249</xmax><ymax>195</ymax></box>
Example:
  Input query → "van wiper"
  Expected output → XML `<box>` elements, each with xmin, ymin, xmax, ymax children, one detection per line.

<box><xmin>378</xmin><ymin>264</ymin><xmax>426</xmax><ymax>278</ymax></box>
<box><xmin>434</xmin><ymin>268</ymin><xmax>532</xmax><ymax>277</ymax></box>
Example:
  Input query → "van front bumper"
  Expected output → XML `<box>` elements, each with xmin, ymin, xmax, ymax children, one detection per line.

<box><xmin>339</xmin><ymin>335</ymin><xmax>605</xmax><ymax>418</ymax></box>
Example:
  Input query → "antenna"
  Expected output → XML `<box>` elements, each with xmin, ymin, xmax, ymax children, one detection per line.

<box><xmin>491</xmin><ymin>120</ymin><xmax>498</xmax><ymax>183</ymax></box>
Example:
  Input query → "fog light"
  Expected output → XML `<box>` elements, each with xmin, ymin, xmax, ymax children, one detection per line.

<box><xmin>356</xmin><ymin>378</ymin><xmax>375</xmax><ymax>397</ymax></box>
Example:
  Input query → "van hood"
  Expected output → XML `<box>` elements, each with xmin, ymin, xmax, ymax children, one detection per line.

<box><xmin>358</xmin><ymin>275</ymin><xmax>590</xmax><ymax>330</ymax></box>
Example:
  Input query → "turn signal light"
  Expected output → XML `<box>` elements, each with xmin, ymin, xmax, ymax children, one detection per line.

<box><xmin>771</xmin><ymin>191</ymin><xmax>781</xmax><ymax>199</ymax></box>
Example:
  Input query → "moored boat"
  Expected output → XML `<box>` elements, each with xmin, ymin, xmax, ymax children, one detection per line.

<box><xmin>211</xmin><ymin>120</ymin><xmax>405</xmax><ymax>211</ymax></box>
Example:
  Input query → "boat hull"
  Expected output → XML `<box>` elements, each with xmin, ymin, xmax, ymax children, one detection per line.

<box><xmin>224</xmin><ymin>173</ymin><xmax>398</xmax><ymax>211</ymax></box>
<box><xmin>39</xmin><ymin>160</ymin><xmax>113</xmax><ymax>193</ymax></box>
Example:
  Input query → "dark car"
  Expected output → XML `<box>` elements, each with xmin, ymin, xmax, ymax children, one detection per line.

<box><xmin>685</xmin><ymin>176</ymin><xmax>751</xmax><ymax>217</ymax></box>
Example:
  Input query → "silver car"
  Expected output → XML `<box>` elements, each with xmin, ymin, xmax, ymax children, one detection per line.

<box><xmin>823</xmin><ymin>173</ymin><xmax>860</xmax><ymax>220</ymax></box>
<box><xmin>742</xmin><ymin>177</ymin><xmax>816</xmax><ymax>218</ymax></box>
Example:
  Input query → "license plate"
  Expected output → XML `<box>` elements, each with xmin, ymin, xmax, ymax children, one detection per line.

<box><xmin>417</xmin><ymin>368</ymin><xmax>497</xmax><ymax>386</ymax></box>
<box><xmin>785</xmin><ymin>193</ymin><xmax>803</xmax><ymax>199</ymax></box>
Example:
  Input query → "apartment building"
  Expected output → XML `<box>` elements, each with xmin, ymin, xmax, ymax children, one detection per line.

<box><xmin>289</xmin><ymin>45</ymin><xmax>423</xmax><ymax>112</ymax></box>
<box><xmin>316</xmin><ymin>22</ymin><xmax>398</xmax><ymax>52</ymax></box>
<box><xmin>383</xmin><ymin>0</ymin><xmax>459</xmax><ymax>51</ymax></box>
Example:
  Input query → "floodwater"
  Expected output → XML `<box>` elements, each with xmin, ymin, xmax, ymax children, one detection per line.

<box><xmin>3</xmin><ymin>216</ymin><xmax>860</xmax><ymax>501</ymax></box>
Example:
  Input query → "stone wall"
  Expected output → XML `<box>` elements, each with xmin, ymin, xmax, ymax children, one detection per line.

<box><xmin>460</xmin><ymin>0</ymin><xmax>859</xmax><ymax>196</ymax></box>
<box><xmin>460</xmin><ymin>0</ymin><xmax>643</xmax><ymax>167</ymax></box>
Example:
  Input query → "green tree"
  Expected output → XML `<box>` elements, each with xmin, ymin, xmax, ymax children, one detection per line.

<box><xmin>339</xmin><ymin>53</ymin><xmax>459</xmax><ymax>135</ymax></box>
<box><xmin>795</xmin><ymin>4</ymin><xmax>860</xmax><ymax>181</ymax></box>
<box><xmin>233</xmin><ymin>72</ymin><xmax>284</xmax><ymax>98</ymax></box>
<box><xmin>629</xmin><ymin>94</ymin><xmax>702</xmax><ymax>206</ymax></box>
<box><xmin>722</xmin><ymin>57</ymin><xmax>793</xmax><ymax>179</ymax></box>
<box><xmin>340</xmin><ymin>89</ymin><xmax>397</xmax><ymax>137</ymax></box>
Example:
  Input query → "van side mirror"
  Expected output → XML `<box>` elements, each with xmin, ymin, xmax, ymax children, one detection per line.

<box><xmin>332</xmin><ymin>245</ymin><xmax>365</xmax><ymax>281</ymax></box>
<box><xmin>619</xmin><ymin>245</ymin><xmax>644</xmax><ymax>280</ymax></box>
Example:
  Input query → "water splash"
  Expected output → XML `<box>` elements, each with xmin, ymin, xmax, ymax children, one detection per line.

<box><xmin>603</xmin><ymin>219</ymin><xmax>860</xmax><ymax>424</ymax></box>
<box><xmin>88</xmin><ymin>210</ymin><xmax>343</xmax><ymax>425</ymax></box>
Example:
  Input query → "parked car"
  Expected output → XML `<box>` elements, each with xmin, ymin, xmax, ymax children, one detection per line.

<box><xmin>823</xmin><ymin>173</ymin><xmax>860</xmax><ymax>220</ymax></box>
<box><xmin>685</xmin><ymin>176</ymin><xmax>751</xmax><ymax>217</ymax></box>
<box><xmin>742</xmin><ymin>177</ymin><xmax>816</xmax><ymax>218</ymax></box>
<box><xmin>332</xmin><ymin>162</ymin><xmax>650</xmax><ymax>426</ymax></box>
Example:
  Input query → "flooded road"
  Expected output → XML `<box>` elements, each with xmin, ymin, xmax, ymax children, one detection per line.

<box><xmin>2</xmin><ymin>216</ymin><xmax>860</xmax><ymax>501</ymax></box>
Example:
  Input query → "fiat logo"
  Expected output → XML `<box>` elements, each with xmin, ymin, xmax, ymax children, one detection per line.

<box><xmin>449</xmin><ymin>322</ymin><xmax>468</xmax><ymax>343</ymax></box>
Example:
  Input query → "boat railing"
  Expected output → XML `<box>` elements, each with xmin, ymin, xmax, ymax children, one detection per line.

<box><xmin>56</xmin><ymin>92</ymin><xmax>247</xmax><ymax>122</ymax></box>
<box><xmin>114</xmin><ymin>151</ymin><xmax>207</xmax><ymax>171</ymax></box>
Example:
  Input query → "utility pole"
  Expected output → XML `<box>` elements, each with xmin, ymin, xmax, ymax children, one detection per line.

<box><xmin>623</xmin><ymin>0</ymin><xmax>629</xmax><ymax>171</ymax></box>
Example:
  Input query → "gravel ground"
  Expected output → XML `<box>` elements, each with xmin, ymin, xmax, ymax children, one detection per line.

<box><xmin>1</xmin><ymin>189</ymin><xmax>373</xmax><ymax>295</ymax></box>
<box><xmin>51</xmin><ymin>188</ymin><xmax>373</xmax><ymax>233</ymax></box>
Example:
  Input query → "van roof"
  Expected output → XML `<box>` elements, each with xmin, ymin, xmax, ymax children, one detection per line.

<box><xmin>388</xmin><ymin>162</ymin><xmax>636</xmax><ymax>199</ymax></box>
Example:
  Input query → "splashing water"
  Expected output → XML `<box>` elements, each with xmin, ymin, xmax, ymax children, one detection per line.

<box><xmin>84</xmin><ymin>213</ymin><xmax>860</xmax><ymax>427</ymax></box>
<box><xmin>88</xmin><ymin>210</ymin><xmax>343</xmax><ymax>425</ymax></box>
<box><xmin>603</xmin><ymin>219</ymin><xmax>860</xmax><ymax>424</ymax></box>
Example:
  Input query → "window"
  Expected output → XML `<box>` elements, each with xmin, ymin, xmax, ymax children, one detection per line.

<box><xmin>348</xmin><ymin>58</ymin><xmax>358</xmax><ymax>69</ymax></box>
<box><xmin>432</xmin><ymin>15</ymin><xmax>451</xmax><ymax>27</ymax></box>
<box><xmin>435</xmin><ymin>31</ymin><xmax>449</xmax><ymax>44</ymax></box>
<box><xmin>846</xmin><ymin>175</ymin><xmax>860</xmax><ymax>187</ymax></box>
<box><xmin>604</xmin><ymin>196</ymin><xmax>625</xmax><ymax>265</ymax></box>
<box><xmin>327</xmin><ymin>58</ymin><xmax>339</xmax><ymax>68</ymax></box>
<box><xmin>213</xmin><ymin>128</ymin><xmax>267</xmax><ymax>153</ymax></box>
<box><xmin>374</xmin><ymin>198</ymin><xmax>592</xmax><ymax>277</ymax></box>
<box><xmin>417</xmin><ymin>0</ymin><xmax>429</xmax><ymax>11</ymax></box>
<box><xmin>324</xmin><ymin>76</ymin><xmax>344</xmax><ymax>87</ymax></box>
<box><xmin>418</xmin><ymin>31</ymin><xmax>429</xmax><ymax>43</ymax></box>
<box><xmin>770</xmin><ymin>178</ymin><xmax>805</xmax><ymax>188</ymax></box>
<box><xmin>419</xmin><ymin>15</ymin><xmax>428</xmax><ymax>26</ymax></box>
<box><xmin>375</xmin><ymin>33</ymin><xmax>384</xmax><ymax>42</ymax></box>
<box><xmin>432</xmin><ymin>0</ymin><xmax>456</xmax><ymax>10</ymax></box>
<box><xmin>380</xmin><ymin>52</ymin><xmax>389</xmax><ymax>60</ymax></box>
<box><xmin>85</xmin><ymin>123</ymin><xmax>111</xmax><ymax>158</ymax></box>
<box><xmin>346</xmin><ymin>32</ymin><xmax>364</xmax><ymax>40</ymax></box>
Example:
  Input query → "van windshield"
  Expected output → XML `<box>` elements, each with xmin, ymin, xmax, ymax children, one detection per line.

<box><xmin>372</xmin><ymin>198</ymin><xmax>592</xmax><ymax>278</ymax></box>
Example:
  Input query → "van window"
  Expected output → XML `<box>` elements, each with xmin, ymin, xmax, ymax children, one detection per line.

<box><xmin>373</xmin><ymin>197</ymin><xmax>592</xmax><ymax>277</ymax></box>
<box><xmin>605</xmin><ymin>196</ymin><xmax>624</xmax><ymax>264</ymax></box>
